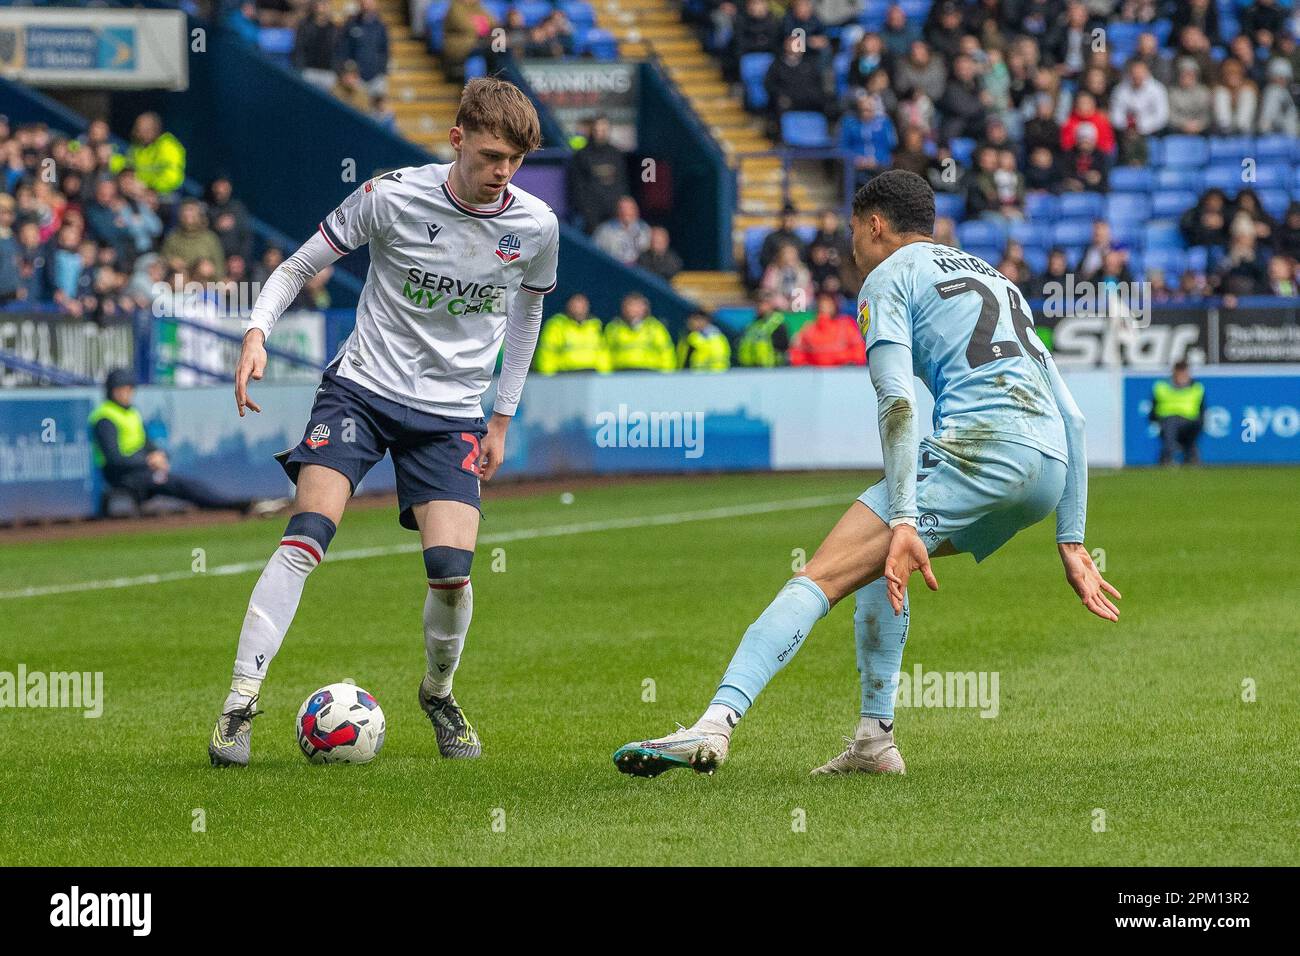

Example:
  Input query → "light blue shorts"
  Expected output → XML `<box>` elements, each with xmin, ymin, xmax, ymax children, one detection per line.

<box><xmin>858</xmin><ymin>435</ymin><xmax>1067</xmax><ymax>562</ymax></box>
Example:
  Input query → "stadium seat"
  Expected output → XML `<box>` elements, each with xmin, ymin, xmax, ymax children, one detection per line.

<box><xmin>963</xmin><ymin>244</ymin><xmax>1001</xmax><ymax>265</ymax></box>
<box><xmin>781</xmin><ymin>111</ymin><xmax>831</xmax><ymax>148</ymax></box>
<box><xmin>1203</xmin><ymin>165</ymin><xmax>1244</xmax><ymax>194</ymax></box>
<box><xmin>1021</xmin><ymin>245</ymin><xmax>1048</xmax><ymax>276</ymax></box>
<box><xmin>426</xmin><ymin>1</ymin><xmax>449</xmax><ymax>51</ymax></box>
<box><xmin>957</xmin><ymin>219</ymin><xmax>1007</xmax><ymax>248</ymax></box>
<box><xmin>1009</xmin><ymin>221</ymin><xmax>1051</xmax><ymax>247</ymax></box>
<box><xmin>833</xmin><ymin>51</ymin><xmax>851</xmax><ymax>98</ymax></box>
<box><xmin>1109</xmin><ymin>167</ymin><xmax>1154</xmax><ymax>193</ymax></box>
<box><xmin>562</xmin><ymin>1</ymin><xmax>596</xmax><ymax>29</ymax></box>
<box><xmin>794</xmin><ymin>225</ymin><xmax>818</xmax><ymax>245</ymax></box>
<box><xmin>1143</xmin><ymin>220</ymin><xmax>1184</xmax><ymax>250</ymax></box>
<box><xmin>1258</xmin><ymin>189</ymin><xmax>1292</xmax><ymax>219</ymax></box>
<box><xmin>1155</xmin><ymin>168</ymin><xmax>1203</xmax><ymax>192</ymax></box>
<box><xmin>465</xmin><ymin>54</ymin><xmax>486</xmax><ymax>79</ymax></box>
<box><xmin>1254</xmin><ymin>134</ymin><xmax>1292</xmax><ymax>162</ymax></box>
<box><xmin>1108</xmin><ymin>219</ymin><xmax>1143</xmax><ymax>246</ymax></box>
<box><xmin>1058</xmin><ymin>192</ymin><xmax>1105</xmax><ymax>220</ymax></box>
<box><xmin>933</xmin><ymin>192</ymin><xmax>966</xmax><ymax>221</ymax></box>
<box><xmin>1151</xmin><ymin>190</ymin><xmax>1198</xmax><ymax>218</ymax></box>
<box><xmin>1143</xmin><ymin>247</ymin><xmax>1186</xmax><ymax>278</ymax></box>
<box><xmin>743</xmin><ymin>227</ymin><xmax>770</xmax><ymax>283</ymax></box>
<box><xmin>1250</xmin><ymin>165</ymin><xmax>1289</xmax><ymax>190</ymax></box>
<box><xmin>900</xmin><ymin>0</ymin><xmax>932</xmax><ymax>18</ymax></box>
<box><xmin>1050</xmin><ymin>219</ymin><xmax>1094</xmax><ymax>247</ymax></box>
<box><xmin>1185</xmin><ymin>246</ymin><xmax>1210</xmax><ymax>274</ymax></box>
<box><xmin>1106</xmin><ymin>193</ymin><xmax>1151</xmax><ymax>223</ymax></box>
<box><xmin>1024</xmin><ymin>192</ymin><xmax>1059</xmax><ymax>220</ymax></box>
<box><xmin>578</xmin><ymin>27</ymin><xmax>619</xmax><ymax>59</ymax></box>
<box><xmin>1207</xmin><ymin>135</ymin><xmax>1254</xmax><ymax>163</ymax></box>
<box><xmin>740</xmin><ymin>53</ymin><xmax>774</xmax><ymax>111</ymax></box>
<box><xmin>1146</xmin><ymin>136</ymin><xmax>1164</xmax><ymax>166</ymax></box>
<box><xmin>1161</xmin><ymin>135</ymin><xmax>1209</xmax><ymax>168</ymax></box>
<box><xmin>517</xmin><ymin>0</ymin><xmax>552</xmax><ymax>26</ymax></box>
<box><xmin>949</xmin><ymin>137</ymin><xmax>976</xmax><ymax>166</ymax></box>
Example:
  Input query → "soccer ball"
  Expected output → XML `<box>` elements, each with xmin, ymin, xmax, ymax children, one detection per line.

<box><xmin>295</xmin><ymin>682</ymin><xmax>386</xmax><ymax>764</ymax></box>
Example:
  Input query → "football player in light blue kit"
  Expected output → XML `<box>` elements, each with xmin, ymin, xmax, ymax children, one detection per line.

<box><xmin>614</xmin><ymin>170</ymin><xmax>1121</xmax><ymax>778</ymax></box>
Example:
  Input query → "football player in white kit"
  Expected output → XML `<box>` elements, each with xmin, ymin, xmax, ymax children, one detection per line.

<box><xmin>209</xmin><ymin>78</ymin><xmax>559</xmax><ymax>766</ymax></box>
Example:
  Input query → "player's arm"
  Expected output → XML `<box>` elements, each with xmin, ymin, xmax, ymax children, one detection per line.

<box><xmin>479</xmin><ymin>214</ymin><xmax>559</xmax><ymax>479</ymax></box>
<box><xmin>235</xmin><ymin>178</ymin><xmax>388</xmax><ymax>416</ymax></box>
<box><xmin>869</xmin><ymin>340</ymin><xmax>938</xmax><ymax>614</ymax></box>
<box><xmin>1044</xmin><ymin>355</ymin><xmax>1122</xmax><ymax>622</ymax></box>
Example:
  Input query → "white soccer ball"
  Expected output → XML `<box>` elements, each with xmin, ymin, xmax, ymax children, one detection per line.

<box><xmin>295</xmin><ymin>682</ymin><xmax>386</xmax><ymax>764</ymax></box>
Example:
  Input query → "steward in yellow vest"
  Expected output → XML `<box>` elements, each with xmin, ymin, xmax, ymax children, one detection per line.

<box><xmin>605</xmin><ymin>293</ymin><xmax>675</xmax><ymax>372</ymax></box>
<box><xmin>677</xmin><ymin>310</ymin><xmax>731</xmax><ymax>371</ymax></box>
<box><xmin>534</xmin><ymin>294</ymin><xmax>611</xmax><ymax>374</ymax></box>
<box><xmin>1149</xmin><ymin>360</ymin><xmax>1205</xmax><ymax>465</ymax></box>
<box><xmin>737</xmin><ymin>292</ymin><xmax>790</xmax><ymax>367</ymax></box>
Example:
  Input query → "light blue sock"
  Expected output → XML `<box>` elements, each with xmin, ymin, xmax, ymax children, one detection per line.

<box><xmin>711</xmin><ymin>576</ymin><xmax>830</xmax><ymax>717</ymax></box>
<box><xmin>855</xmin><ymin>577</ymin><xmax>909</xmax><ymax>719</ymax></box>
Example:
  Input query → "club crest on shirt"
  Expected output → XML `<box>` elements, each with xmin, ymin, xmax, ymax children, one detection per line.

<box><xmin>306</xmin><ymin>424</ymin><xmax>331</xmax><ymax>448</ymax></box>
<box><xmin>494</xmin><ymin>233</ymin><xmax>522</xmax><ymax>262</ymax></box>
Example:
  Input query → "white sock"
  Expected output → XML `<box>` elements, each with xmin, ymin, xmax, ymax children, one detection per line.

<box><xmin>699</xmin><ymin>703</ymin><xmax>740</xmax><ymax>733</ymax></box>
<box><xmin>225</xmin><ymin>520</ymin><xmax>330</xmax><ymax>711</ymax></box>
<box><xmin>423</xmin><ymin>579</ymin><xmax>472</xmax><ymax>698</ymax></box>
<box><xmin>857</xmin><ymin>715</ymin><xmax>894</xmax><ymax>738</ymax></box>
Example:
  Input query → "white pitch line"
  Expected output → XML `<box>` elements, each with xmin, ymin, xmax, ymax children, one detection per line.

<box><xmin>0</xmin><ymin>494</ymin><xmax>847</xmax><ymax>601</ymax></box>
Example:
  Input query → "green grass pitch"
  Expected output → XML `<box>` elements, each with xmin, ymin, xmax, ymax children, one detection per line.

<box><xmin>1</xmin><ymin>467</ymin><xmax>1296</xmax><ymax>866</ymax></box>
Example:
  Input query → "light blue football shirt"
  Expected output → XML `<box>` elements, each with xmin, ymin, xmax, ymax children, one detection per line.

<box><xmin>857</xmin><ymin>241</ymin><xmax>1068</xmax><ymax>463</ymax></box>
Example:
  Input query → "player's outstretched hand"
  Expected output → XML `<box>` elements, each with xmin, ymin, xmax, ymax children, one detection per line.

<box><xmin>235</xmin><ymin>329</ymin><xmax>267</xmax><ymax>417</ymax></box>
<box><xmin>1059</xmin><ymin>542</ymin><xmax>1122</xmax><ymax>622</ymax></box>
<box><xmin>883</xmin><ymin>524</ymin><xmax>939</xmax><ymax>615</ymax></box>
<box><xmin>479</xmin><ymin>413</ymin><xmax>510</xmax><ymax>481</ymax></box>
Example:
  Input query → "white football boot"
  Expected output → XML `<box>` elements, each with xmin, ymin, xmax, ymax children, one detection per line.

<box><xmin>613</xmin><ymin>720</ymin><xmax>731</xmax><ymax>777</ymax></box>
<box><xmin>810</xmin><ymin>720</ymin><xmax>906</xmax><ymax>775</ymax></box>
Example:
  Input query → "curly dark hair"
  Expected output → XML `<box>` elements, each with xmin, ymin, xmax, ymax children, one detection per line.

<box><xmin>851</xmin><ymin>169</ymin><xmax>935</xmax><ymax>237</ymax></box>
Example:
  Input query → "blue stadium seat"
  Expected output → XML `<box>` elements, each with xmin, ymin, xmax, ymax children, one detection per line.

<box><xmin>900</xmin><ymin>0</ymin><xmax>932</xmax><ymax>18</ymax></box>
<box><xmin>1024</xmin><ymin>192</ymin><xmax>1059</xmax><ymax>220</ymax></box>
<box><xmin>1126</xmin><ymin>250</ymin><xmax>1145</xmax><ymax>278</ymax></box>
<box><xmin>963</xmin><ymin>244</ymin><xmax>1001</xmax><ymax>265</ymax></box>
<box><xmin>1050</xmin><ymin>220</ymin><xmax>1094</xmax><ymax>247</ymax></box>
<box><xmin>949</xmin><ymin>137</ymin><xmax>976</xmax><ymax>166</ymax></box>
<box><xmin>781</xmin><ymin>111</ymin><xmax>830</xmax><ymax>147</ymax></box>
<box><xmin>1253</xmin><ymin>134</ymin><xmax>1291</xmax><ymax>162</ymax></box>
<box><xmin>1294</xmin><ymin>167</ymin><xmax>1300</xmax><ymax>192</ymax></box>
<box><xmin>1151</xmin><ymin>190</ymin><xmax>1198</xmax><ymax>218</ymax></box>
<box><xmin>1251</xmin><ymin>165</ymin><xmax>1289</xmax><ymax>190</ymax></box>
<box><xmin>1149</xmin><ymin>18</ymin><xmax>1172</xmax><ymax>45</ymax></box>
<box><xmin>1207</xmin><ymin>135</ymin><xmax>1254</xmax><ymax>163</ymax></box>
<box><xmin>1109</xmin><ymin>167</ymin><xmax>1154</xmax><ymax>193</ymax></box>
<box><xmin>1108</xmin><ymin>219</ymin><xmax>1143</xmax><ymax>246</ymax></box>
<box><xmin>1203</xmin><ymin>165</ymin><xmax>1245</xmax><ymax>194</ymax></box>
<box><xmin>1258</xmin><ymin>189</ymin><xmax>1292</xmax><ymax>219</ymax></box>
<box><xmin>1009</xmin><ymin>221</ymin><xmax>1051</xmax><ymax>247</ymax></box>
<box><xmin>578</xmin><ymin>27</ymin><xmax>619</xmax><ymax>59</ymax></box>
<box><xmin>562</xmin><ymin>1</ymin><xmax>596</xmax><ymax>29</ymax></box>
<box><xmin>484</xmin><ymin>1</ymin><xmax>507</xmax><ymax>22</ymax></box>
<box><xmin>1143</xmin><ymin>247</ymin><xmax>1186</xmax><ymax>278</ymax></box>
<box><xmin>743</xmin><ymin>227</ymin><xmax>770</xmax><ymax>282</ymax></box>
<box><xmin>1106</xmin><ymin>193</ymin><xmax>1151</xmax><ymax>223</ymax></box>
<box><xmin>1021</xmin><ymin>245</ymin><xmax>1048</xmax><ymax>276</ymax></box>
<box><xmin>1145</xmin><ymin>136</ymin><xmax>1163</xmax><ymax>166</ymax></box>
<box><xmin>426</xmin><ymin>0</ymin><xmax>449</xmax><ymax>51</ymax></box>
<box><xmin>833</xmin><ymin>51</ymin><xmax>851</xmax><ymax>98</ymax></box>
<box><xmin>794</xmin><ymin>225</ymin><xmax>818</xmax><ymax>245</ymax></box>
<box><xmin>1061</xmin><ymin>245</ymin><xmax>1085</xmax><ymax>270</ymax></box>
<box><xmin>1185</xmin><ymin>246</ymin><xmax>1210</xmax><ymax>274</ymax></box>
<box><xmin>1143</xmin><ymin>220</ymin><xmax>1184</xmax><ymax>250</ymax></box>
<box><xmin>740</xmin><ymin>52</ymin><xmax>774</xmax><ymax>111</ymax></box>
<box><xmin>517</xmin><ymin>0</ymin><xmax>552</xmax><ymax>27</ymax></box>
<box><xmin>1058</xmin><ymin>191</ymin><xmax>1105</xmax><ymax>220</ymax></box>
<box><xmin>1161</xmin><ymin>135</ymin><xmax>1209</xmax><ymax>168</ymax></box>
<box><xmin>466</xmin><ymin>54</ymin><xmax>486</xmax><ymax>79</ymax></box>
<box><xmin>933</xmin><ymin>192</ymin><xmax>965</xmax><ymax>221</ymax></box>
<box><xmin>1106</xmin><ymin>22</ymin><xmax>1144</xmax><ymax>52</ymax></box>
<box><xmin>257</xmin><ymin>27</ymin><xmax>295</xmax><ymax>55</ymax></box>
<box><xmin>957</xmin><ymin>219</ymin><xmax>1008</xmax><ymax>248</ymax></box>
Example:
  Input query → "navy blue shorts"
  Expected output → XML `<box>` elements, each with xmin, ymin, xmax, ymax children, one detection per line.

<box><xmin>275</xmin><ymin>368</ymin><xmax>485</xmax><ymax>530</ymax></box>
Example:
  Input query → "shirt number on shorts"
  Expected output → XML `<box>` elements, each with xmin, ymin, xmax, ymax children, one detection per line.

<box><xmin>459</xmin><ymin>432</ymin><xmax>483</xmax><ymax>475</ymax></box>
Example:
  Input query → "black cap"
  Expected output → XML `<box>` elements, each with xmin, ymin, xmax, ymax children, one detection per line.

<box><xmin>105</xmin><ymin>368</ymin><xmax>136</xmax><ymax>395</ymax></box>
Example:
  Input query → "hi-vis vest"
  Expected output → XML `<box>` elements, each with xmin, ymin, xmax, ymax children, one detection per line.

<box><xmin>677</xmin><ymin>327</ymin><xmax>731</xmax><ymax>371</ymax></box>
<box><xmin>88</xmin><ymin>400</ymin><xmax>147</xmax><ymax>468</ymax></box>
<box><xmin>738</xmin><ymin>311</ymin><xmax>786</xmax><ymax>367</ymax></box>
<box><xmin>535</xmin><ymin>313</ymin><xmax>611</xmax><ymax>374</ymax></box>
<box><xmin>605</xmin><ymin>317</ymin><xmax>675</xmax><ymax>371</ymax></box>
<box><xmin>1152</xmin><ymin>380</ymin><xmax>1204</xmax><ymax>420</ymax></box>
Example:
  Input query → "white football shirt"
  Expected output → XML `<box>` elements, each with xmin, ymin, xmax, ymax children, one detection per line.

<box><xmin>317</xmin><ymin>163</ymin><xmax>559</xmax><ymax>418</ymax></box>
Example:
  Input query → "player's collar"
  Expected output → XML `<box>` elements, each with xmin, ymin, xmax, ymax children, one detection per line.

<box><xmin>440</xmin><ymin>179</ymin><xmax>515</xmax><ymax>219</ymax></box>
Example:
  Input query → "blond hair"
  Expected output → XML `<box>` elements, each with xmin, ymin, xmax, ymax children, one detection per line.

<box><xmin>455</xmin><ymin>77</ymin><xmax>543</xmax><ymax>153</ymax></box>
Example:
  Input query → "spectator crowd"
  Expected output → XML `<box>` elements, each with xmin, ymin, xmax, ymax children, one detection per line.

<box><xmin>0</xmin><ymin>112</ymin><xmax>329</xmax><ymax>319</ymax></box>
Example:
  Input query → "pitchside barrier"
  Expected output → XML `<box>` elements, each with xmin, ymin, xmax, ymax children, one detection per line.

<box><xmin>1</xmin><ymin>365</ymin><xmax>1296</xmax><ymax>524</ymax></box>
